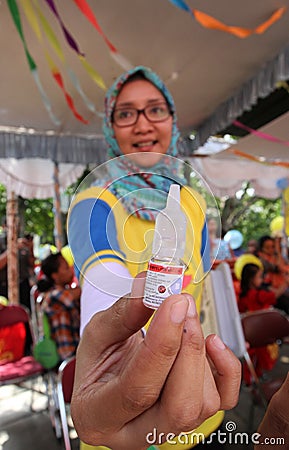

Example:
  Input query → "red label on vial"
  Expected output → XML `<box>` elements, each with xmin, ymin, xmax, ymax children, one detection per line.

<box><xmin>148</xmin><ymin>262</ymin><xmax>183</xmax><ymax>275</ymax></box>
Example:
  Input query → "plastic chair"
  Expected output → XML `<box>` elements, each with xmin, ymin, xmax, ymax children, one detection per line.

<box><xmin>57</xmin><ymin>358</ymin><xmax>111</xmax><ymax>450</ymax></box>
<box><xmin>57</xmin><ymin>356</ymin><xmax>76</xmax><ymax>450</ymax></box>
<box><xmin>201</xmin><ymin>264</ymin><xmax>289</xmax><ymax>429</ymax></box>
<box><xmin>241</xmin><ymin>308</ymin><xmax>289</xmax><ymax>427</ymax></box>
<box><xmin>0</xmin><ymin>304</ymin><xmax>45</xmax><ymax>410</ymax></box>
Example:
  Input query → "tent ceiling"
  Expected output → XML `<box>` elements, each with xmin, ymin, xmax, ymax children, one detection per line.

<box><xmin>219</xmin><ymin>82</ymin><xmax>289</xmax><ymax>138</ymax></box>
<box><xmin>1</xmin><ymin>0</ymin><xmax>289</xmax><ymax>158</ymax></box>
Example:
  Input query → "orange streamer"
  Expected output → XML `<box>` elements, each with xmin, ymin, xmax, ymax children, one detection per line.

<box><xmin>230</xmin><ymin>149</ymin><xmax>289</xmax><ymax>169</ymax></box>
<box><xmin>193</xmin><ymin>7</ymin><xmax>287</xmax><ymax>38</ymax></box>
<box><xmin>255</xmin><ymin>7</ymin><xmax>287</xmax><ymax>34</ymax></box>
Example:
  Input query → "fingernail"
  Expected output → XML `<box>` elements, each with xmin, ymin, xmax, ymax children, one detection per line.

<box><xmin>131</xmin><ymin>275</ymin><xmax>146</xmax><ymax>299</ymax></box>
<box><xmin>170</xmin><ymin>298</ymin><xmax>189</xmax><ymax>324</ymax></box>
<box><xmin>212</xmin><ymin>334</ymin><xmax>226</xmax><ymax>350</ymax></box>
<box><xmin>186</xmin><ymin>296</ymin><xmax>197</xmax><ymax>317</ymax></box>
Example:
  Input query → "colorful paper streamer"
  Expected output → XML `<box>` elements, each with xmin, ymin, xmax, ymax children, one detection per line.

<box><xmin>32</xmin><ymin>0</ymin><xmax>65</xmax><ymax>62</ymax></box>
<box><xmin>168</xmin><ymin>0</ymin><xmax>286</xmax><ymax>38</ymax></box>
<box><xmin>45</xmin><ymin>51</ymin><xmax>88</xmax><ymax>124</ymax></box>
<box><xmin>20</xmin><ymin>0</ymin><xmax>103</xmax><ymax>119</ymax></box>
<box><xmin>68</xmin><ymin>69</ymin><xmax>104</xmax><ymax>117</ymax></box>
<box><xmin>32</xmin><ymin>70</ymin><xmax>61</xmax><ymax>126</ymax></box>
<box><xmin>72</xmin><ymin>0</ymin><xmax>116</xmax><ymax>51</ymax></box>
<box><xmin>19</xmin><ymin>0</ymin><xmax>42</xmax><ymax>40</ymax></box>
<box><xmin>233</xmin><ymin>120</ymin><xmax>289</xmax><ymax>147</ymax></box>
<box><xmin>72</xmin><ymin>0</ymin><xmax>133</xmax><ymax>70</ymax></box>
<box><xmin>44</xmin><ymin>0</ymin><xmax>84</xmax><ymax>56</ymax></box>
<box><xmin>21</xmin><ymin>0</ymin><xmax>88</xmax><ymax>122</ymax></box>
<box><xmin>168</xmin><ymin>0</ymin><xmax>191</xmax><ymax>14</ymax></box>
<box><xmin>7</xmin><ymin>0</ymin><xmax>60</xmax><ymax>126</ymax></box>
<box><xmin>78</xmin><ymin>57</ymin><xmax>106</xmax><ymax>90</ymax></box>
<box><xmin>230</xmin><ymin>148</ymin><xmax>289</xmax><ymax>169</ymax></box>
<box><xmin>43</xmin><ymin>0</ymin><xmax>107</xmax><ymax>89</ymax></box>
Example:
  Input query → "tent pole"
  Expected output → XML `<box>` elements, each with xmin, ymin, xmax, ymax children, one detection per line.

<box><xmin>6</xmin><ymin>190</ymin><xmax>19</xmax><ymax>304</ymax></box>
<box><xmin>53</xmin><ymin>161</ymin><xmax>63</xmax><ymax>251</ymax></box>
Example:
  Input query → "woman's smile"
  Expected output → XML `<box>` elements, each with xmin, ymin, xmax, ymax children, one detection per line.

<box><xmin>132</xmin><ymin>140</ymin><xmax>158</xmax><ymax>150</ymax></box>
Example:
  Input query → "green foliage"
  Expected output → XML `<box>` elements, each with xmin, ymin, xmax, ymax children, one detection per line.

<box><xmin>19</xmin><ymin>196</ymin><xmax>55</xmax><ymax>243</ymax></box>
<box><xmin>0</xmin><ymin>186</ymin><xmax>57</xmax><ymax>244</ymax></box>
<box><xmin>225</xmin><ymin>195</ymin><xmax>281</xmax><ymax>247</ymax></box>
<box><xmin>188</xmin><ymin>176</ymin><xmax>282</xmax><ymax>248</ymax></box>
<box><xmin>218</xmin><ymin>184</ymin><xmax>281</xmax><ymax>248</ymax></box>
<box><xmin>0</xmin><ymin>185</ymin><xmax>7</xmax><ymax>228</ymax></box>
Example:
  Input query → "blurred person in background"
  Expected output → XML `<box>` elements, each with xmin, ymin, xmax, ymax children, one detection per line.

<box><xmin>258</xmin><ymin>235</ymin><xmax>289</xmax><ymax>314</ymax></box>
<box><xmin>37</xmin><ymin>252</ymin><xmax>80</xmax><ymax>361</ymax></box>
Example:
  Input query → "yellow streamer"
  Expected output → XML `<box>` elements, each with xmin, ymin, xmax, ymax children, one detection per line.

<box><xmin>18</xmin><ymin>0</ymin><xmax>105</xmax><ymax>116</ymax></box>
<box><xmin>79</xmin><ymin>56</ymin><xmax>106</xmax><ymax>90</ymax></box>
<box><xmin>44</xmin><ymin>49</ymin><xmax>55</xmax><ymax>72</ymax></box>
<box><xmin>32</xmin><ymin>0</ymin><xmax>65</xmax><ymax>62</ymax></box>
<box><xmin>19</xmin><ymin>0</ymin><xmax>65</xmax><ymax>63</ymax></box>
<box><xmin>30</xmin><ymin>0</ymin><xmax>105</xmax><ymax>90</ymax></box>
<box><xmin>19</xmin><ymin>0</ymin><xmax>42</xmax><ymax>40</ymax></box>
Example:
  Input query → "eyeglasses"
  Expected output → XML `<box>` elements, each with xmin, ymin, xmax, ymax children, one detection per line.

<box><xmin>112</xmin><ymin>103</ymin><xmax>172</xmax><ymax>127</ymax></box>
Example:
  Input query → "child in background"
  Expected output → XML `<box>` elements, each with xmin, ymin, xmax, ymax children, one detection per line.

<box><xmin>238</xmin><ymin>263</ymin><xmax>276</xmax><ymax>313</ymax></box>
<box><xmin>37</xmin><ymin>252</ymin><xmax>81</xmax><ymax>362</ymax></box>
<box><xmin>258</xmin><ymin>235</ymin><xmax>289</xmax><ymax>314</ymax></box>
<box><xmin>238</xmin><ymin>261</ymin><xmax>278</xmax><ymax>385</ymax></box>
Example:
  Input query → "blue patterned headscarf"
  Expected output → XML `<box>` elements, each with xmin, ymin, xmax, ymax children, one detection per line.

<box><xmin>100</xmin><ymin>66</ymin><xmax>186</xmax><ymax>221</ymax></box>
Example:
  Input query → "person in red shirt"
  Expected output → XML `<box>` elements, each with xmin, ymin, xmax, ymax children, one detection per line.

<box><xmin>238</xmin><ymin>262</ymin><xmax>278</xmax><ymax>385</ymax></box>
<box><xmin>238</xmin><ymin>263</ymin><xmax>276</xmax><ymax>313</ymax></box>
<box><xmin>257</xmin><ymin>235</ymin><xmax>289</xmax><ymax>314</ymax></box>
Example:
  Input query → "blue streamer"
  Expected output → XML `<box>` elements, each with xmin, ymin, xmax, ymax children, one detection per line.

<box><xmin>168</xmin><ymin>0</ymin><xmax>191</xmax><ymax>13</ymax></box>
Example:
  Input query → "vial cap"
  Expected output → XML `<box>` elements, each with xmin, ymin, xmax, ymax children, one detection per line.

<box><xmin>152</xmin><ymin>184</ymin><xmax>187</xmax><ymax>260</ymax></box>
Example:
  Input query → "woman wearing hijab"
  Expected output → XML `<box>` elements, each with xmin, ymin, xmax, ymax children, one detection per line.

<box><xmin>68</xmin><ymin>67</ymin><xmax>241</xmax><ymax>450</ymax></box>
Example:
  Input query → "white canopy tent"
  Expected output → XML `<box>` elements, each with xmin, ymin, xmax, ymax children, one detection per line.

<box><xmin>1</xmin><ymin>0</ymin><xmax>289</xmax><ymax>303</ymax></box>
<box><xmin>191</xmin><ymin>155</ymin><xmax>289</xmax><ymax>199</ymax></box>
<box><xmin>0</xmin><ymin>158</ymin><xmax>84</xmax><ymax>199</ymax></box>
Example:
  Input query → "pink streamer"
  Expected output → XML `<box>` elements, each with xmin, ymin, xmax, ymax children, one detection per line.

<box><xmin>233</xmin><ymin>120</ymin><xmax>289</xmax><ymax>147</ymax></box>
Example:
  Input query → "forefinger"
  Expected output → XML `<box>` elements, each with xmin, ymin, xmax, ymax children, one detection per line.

<box><xmin>205</xmin><ymin>334</ymin><xmax>241</xmax><ymax>410</ymax></box>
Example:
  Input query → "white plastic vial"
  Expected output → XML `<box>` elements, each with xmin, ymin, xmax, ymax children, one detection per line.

<box><xmin>143</xmin><ymin>184</ymin><xmax>187</xmax><ymax>309</ymax></box>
